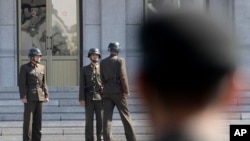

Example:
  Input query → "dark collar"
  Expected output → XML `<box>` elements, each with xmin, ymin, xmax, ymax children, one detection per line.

<box><xmin>29</xmin><ymin>61</ymin><xmax>38</xmax><ymax>68</ymax></box>
<box><xmin>109</xmin><ymin>54</ymin><xmax>118</xmax><ymax>58</ymax></box>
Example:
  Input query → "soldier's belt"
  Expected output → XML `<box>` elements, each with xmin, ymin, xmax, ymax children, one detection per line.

<box><xmin>105</xmin><ymin>79</ymin><xmax>121</xmax><ymax>84</ymax></box>
<box><xmin>86</xmin><ymin>87</ymin><xmax>98</xmax><ymax>91</ymax></box>
<box><xmin>88</xmin><ymin>91</ymin><xmax>100</xmax><ymax>93</ymax></box>
<box><xmin>27</xmin><ymin>83</ymin><xmax>42</xmax><ymax>88</ymax></box>
<box><xmin>86</xmin><ymin>86</ymin><xmax>102</xmax><ymax>93</ymax></box>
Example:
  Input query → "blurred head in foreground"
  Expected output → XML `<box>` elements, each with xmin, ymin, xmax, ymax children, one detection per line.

<box><xmin>138</xmin><ymin>12</ymin><xmax>239</xmax><ymax>141</ymax></box>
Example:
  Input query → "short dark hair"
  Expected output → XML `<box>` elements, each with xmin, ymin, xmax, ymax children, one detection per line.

<box><xmin>139</xmin><ymin>12</ymin><xmax>238</xmax><ymax>107</ymax></box>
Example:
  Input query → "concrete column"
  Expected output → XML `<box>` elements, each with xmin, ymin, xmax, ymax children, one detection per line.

<box><xmin>209</xmin><ymin>0</ymin><xmax>234</xmax><ymax>28</ymax></box>
<box><xmin>82</xmin><ymin>0</ymin><xmax>101</xmax><ymax>66</ymax></box>
<box><xmin>235</xmin><ymin>0</ymin><xmax>250</xmax><ymax>89</ymax></box>
<box><xmin>101</xmin><ymin>0</ymin><xmax>126</xmax><ymax>59</ymax></box>
<box><xmin>0</xmin><ymin>0</ymin><xmax>17</xmax><ymax>86</ymax></box>
<box><xmin>126</xmin><ymin>0</ymin><xmax>143</xmax><ymax>90</ymax></box>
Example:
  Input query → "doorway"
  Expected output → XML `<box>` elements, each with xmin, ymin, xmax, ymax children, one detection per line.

<box><xmin>18</xmin><ymin>0</ymin><xmax>80</xmax><ymax>86</ymax></box>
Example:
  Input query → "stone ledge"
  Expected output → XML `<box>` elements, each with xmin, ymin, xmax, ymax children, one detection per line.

<box><xmin>0</xmin><ymin>105</ymin><xmax>147</xmax><ymax>114</ymax></box>
<box><xmin>0</xmin><ymin>86</ymin><xmax>139</xmax><ymax>93</ymax></box>
<box><xmin>0</xmin><ymin>120</ymin><xmax>152</xmax><ymax>128</ymax></box>
<box><xmin>0</xmin><ymin>87</ymin><xmax>79</xmax><ymax>93</ymax></box>
<box><xmin>1</xmin><ymin>126</ymin><xmax>153</xmax><ymax>136</ymax></box>
<box><xmin>238</xmin><ymin>97</ymin><xmax>250</xmax><ymax>105</ymax></box>
<box><xmin>225</xmin><ymin>119</ymin><xmax>250</xmax><ymax>125</ymax></box>
<box><xmin>59</xmin><ymin>98</ymin><xmax>143</xmax><ymax>106</ymax></box>
<box><xmin>238</xmin><ymin>91</ymin><xmax>250</xmax><ymax>98</ymax></box>
<box><xmin>0</xmin><ymin>92</ymin><xmax>140</xmax><ymax>100</ymax></box>
<box><xmin>0</xmin><ymin>135</ymin><xmax>154</xmax><ymax>141</ymax></box>
<box><xmin>0</xmin><ymin>100</ymin><xmax>59</xmax><ymax>106</ymax></box>
<box><xmin>0</xmin><ymin>113</ymin><xmax>150</xmax><ymax>121</ymax></box>
<box><xmin>241</xmin><ymin>113</ymin><xmax>250</xmax><ymax>120</ymax></box>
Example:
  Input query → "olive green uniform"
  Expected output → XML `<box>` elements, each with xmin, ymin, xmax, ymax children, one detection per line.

<box><xmin>18</xmin><ymin>62</ymin><xmax>49</xmax><ymax>141</ymax></box>
<box><xmin>100</xmin><ymin>55</ymin><xmax>136</xmax><ymax>141</ymax></box>
<box><xmin>79</xmin><ymin>64</ymin><xmax>103</xmax><ymax>141</ymax></box>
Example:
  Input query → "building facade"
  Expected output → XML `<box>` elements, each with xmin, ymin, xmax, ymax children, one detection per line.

<box><xmin>1</xmin><ymin>0</ymin><xmax>249</xmax><ymax>90</ymax></box>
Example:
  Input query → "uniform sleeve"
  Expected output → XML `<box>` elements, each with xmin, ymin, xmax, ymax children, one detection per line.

<box><xmin>18</xmin><ymin>65</ymin><xmax>27</xmax><ymax>99</ymax></box>
<box><xmin>119</xmin><ymin>58</ymin><xmax>129</xmax><ymax>94</ymax></box>
<box><xmin>43</xmin><ymin>66</ymin><xmax>49</xmax><ymax>98</ymax></box>
<box><xmin>79</xmin><ymin>67</ymin><xmax>86</xmax><ymax>101</ymax></box>
<box><xmin>100</xmin><ymin>61</ymin><xmax>105</xmax><ymax>83</ymax></box>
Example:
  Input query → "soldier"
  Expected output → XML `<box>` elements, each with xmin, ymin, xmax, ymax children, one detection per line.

<box><xmin>79</xmin><ymin>48</ymin><xmax>103</xmax><ymax>141</ymax></box>
<box><xmin>18</xmin><ymin>48</ymin><xmax>49</xmax><ymax>141</ymax></box>
<box><xmin>100</xmin><ymin>42</ymin><xmax>136</xmax><ymax>141</ymax></box>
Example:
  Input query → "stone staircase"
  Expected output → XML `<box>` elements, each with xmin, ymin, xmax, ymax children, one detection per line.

<box><xmin>1</xmin><ymin>87</ymin><xmax>250</xmax><ymax>141</ymax></box>
<box><xmin>0</xmin><ymin>87</ymin><xmax>154</xmax><ymax>141</ymax></box>
<box><xmin>223</xmin><ymin>90</ymin><xmax>250</xmax><ymax>120</ymax></box>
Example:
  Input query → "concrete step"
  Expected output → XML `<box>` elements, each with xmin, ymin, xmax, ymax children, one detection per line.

<box><xmin>0</xmin><ymin>99</ymin><xmax>144</xmax><ymax>106</ymax></box>
<box><xmin>3</xmin><ymin>119</ymin><xmax>250</xmax><ymax>141</ymax></box>
<box><xmin>0</xmin><ymin>87</ymin><xmax>146</xmax><ymax>121</ymax></box>
<box><xmin>223</xmin><ymin>105</ymin><xmax>250</xmax><ymax>112</ymax></box>
<box><xmin>0</xmin><ymin>87</ymin><xmax>140</xmax><ymax>100</ymax></box>
<box><xmin>0</xmin><ymin>86</ymin><xmax>139</xmax><ymax>93</ymax></box>
<box><xmin>238</xmin><ymin>97</ymin><xmax>250</xmax><ymax>105</ymax></box>
<box><xmin>0</xmin><ymin>87</ymin><xmax>85</xmax><ymax>93</ymax></box>
<box><xmin>0</xmin><ymin>105</ymin><xmax>147</xmax><ymax>114</ymax></box>
<box><xmin>0</xmin><ymin>120</ymin><xmax>152</xmax><ymax>128</ymax></box>
<box><xmin>0</xmin><ymin>92</ymin><xmax>140</xmax><ymax>100</ymax></box>
<box><xmin>0</xmin><ymin>113</ymin><xmax>150</xmax><ymax>121</ymax></box>
<box><xmin>0</xmin><ymin>135</ymin><xmax>155</xmax><ymax>141</ymax></box>
<box><xmin>237</xmin><ymin>91</ymin><xmax>250</xmax><ymax>97</ymax></box>
<box><xmin>0</xmin><ymin>120</ymin><xmax>154</xmax><ymax>141</ymax></box>
<box><xmin>4</xmin><ymin>105</ymin><xmax>249</xmax><ymax>114</ymax></box>
<box><xmin>1</xmin><ymin>87</ymin><xmax>249</xmax><ymax>99</ymax></box>
<box><xmin>0</xmin><ymin>126</ymin><xmax>154</xmax><ymax>135</ymax></box>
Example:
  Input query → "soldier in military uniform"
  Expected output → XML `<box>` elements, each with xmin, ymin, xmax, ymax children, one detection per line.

<box><xmin>100</xmin><ymin>42</ymin><xmax>136</xmax><ymax>141</ymax></box>
<box><xmin>18</xmin><ymin>48</ymin><xmax>49</xmax><ymax>141</ymax></box>
<box><xmin>79</xmin><ymin>48</ymin><xmax>103</xmax><ymax>141</ymax></box>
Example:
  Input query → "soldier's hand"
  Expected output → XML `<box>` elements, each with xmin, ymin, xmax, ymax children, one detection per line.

<box><xmin>21</xmin><ymin>98</ymin><xmax>27</xmax><ymax>104</ymax></box>
<box><xmin>123</xmin><ymin>93</ymin><xmax>130</xmax><ymax>99</ymax></box>
<box><xmin>44</xmin><ymin>98</ymin><xmax>49</xmax><ymax>103</ymax></box>
<box><xmin>99</xmin><ymin>86</ymin><xmax>104</xmax><ymax>94</ymax></box>
<box><xmin>80</xmin><ymin>100</ymin><xmax>85</xmax><ymax>106</ymax></box>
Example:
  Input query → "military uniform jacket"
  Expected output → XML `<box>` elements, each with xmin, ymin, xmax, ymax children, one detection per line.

<box><xmin>18</xmin><ymin>62</ymin><xmax>49</xmax><ymax>101</ymax></box>
<box><xmin>79</xmin><ymin>64</ymin><xmax>102</xmax><ymax>101</ymax></box>
<box><xmin>100</xmin><ymin>55</ymin><xmax>129</xmax><ymax>94</ymax></box>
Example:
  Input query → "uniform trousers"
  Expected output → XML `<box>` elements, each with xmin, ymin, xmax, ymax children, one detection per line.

<box><xmin>23</xmin><ymin>101</ymin><xmax>43</xmax><ymax>141</ymax></box>
<box><xmin>103</xmin><ymin>93</ymin><xmax>136</xmax><ymax>141</ymax></box>
<box><xmin>85</xmin><ymin>99</ymin><xmax>103</xmax><ymax>141</ymax></box>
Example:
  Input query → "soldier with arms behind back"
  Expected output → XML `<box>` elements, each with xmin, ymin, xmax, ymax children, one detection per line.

<box><xmin>100</xmin><ymin>42</ymin><xmax>136</xmax><ymax>141</ymax></box>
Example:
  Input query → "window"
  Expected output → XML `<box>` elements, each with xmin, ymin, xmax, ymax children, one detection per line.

<box><xmin>144</xmin><ymin>0</ymin><xmax>234</xmax><ymax>29</ymax></box>
<box><xmin>145</xmin><ymin>0</ymin><xmax>206</xmax><ymax>16</ymax></box>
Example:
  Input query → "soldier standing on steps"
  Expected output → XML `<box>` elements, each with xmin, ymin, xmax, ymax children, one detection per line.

<box><xmin>79</xmin><ymin>48</ymin><xmax>104</xmax><ymax>141</ymax></box>
<box><xmin>18</xmin><ymin>48</ymin><xmax>49</xmax><ymax>141</ymax></box>
<box><xmin>100</xmin><ymin>42</ymin><xmax>136</xmax><ymax>141</ymax></box>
